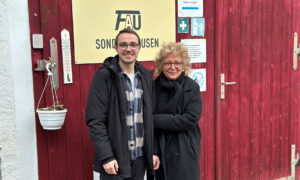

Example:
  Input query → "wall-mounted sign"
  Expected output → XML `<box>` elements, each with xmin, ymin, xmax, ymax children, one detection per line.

<box><xmin>191</xmin><ymin>18</ymin><xmax>205</xmax><ymax>37</ymax></box>
<box><xmin>72</xmin><ymin>0</ymin><xmax>175</xmax><ymax>64</ymax></box>
<box><xmin>178</xmin><ymin>0</ymin><xmax>203</xmax><ymax>17</ymax></box>
<box><xmin>190</xmin><ymin>68</ymin><xmax>206</xmax><ymax>92</ymax></box>
<box><xmin>181</xmin><ymin>39</ymin><xmax>206</xmax><ymax>63</ymax></box>
<box><xmin>178</xmin><ymin>18</ymin><xmax>189</xmax><ymax>33</ymax></box>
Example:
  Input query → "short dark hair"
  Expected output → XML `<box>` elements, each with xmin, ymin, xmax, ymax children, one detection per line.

<box><xmin>115</xmin><ymin>28</ymin><xmax>141</xmax><ymax>46</ymax></box>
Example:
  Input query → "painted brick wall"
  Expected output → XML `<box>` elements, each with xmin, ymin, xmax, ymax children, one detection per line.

<box><xmin>0</xmin><ymin>1</ymin><xmax>18</xmax><ymax>179</ymax></box>
<box><xmin>0</xmin><ymin>0</ymin><xmax>38</xmax><ymax>179</ymax></box>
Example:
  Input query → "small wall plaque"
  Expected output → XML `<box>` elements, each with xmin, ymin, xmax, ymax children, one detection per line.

<box><xmin>32</xmin><ymin>34</ymin><xmax>43</xmax><ymax>49</ymax></box>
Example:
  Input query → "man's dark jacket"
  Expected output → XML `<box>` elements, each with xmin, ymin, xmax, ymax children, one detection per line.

<box><xmin>86</xmin><ymin>55</ymin><xmax>154</xmax><ymax>178</ymax></box>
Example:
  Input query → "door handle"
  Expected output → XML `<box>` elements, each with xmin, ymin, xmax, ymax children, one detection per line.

<box><xmin>220</xmin><ymin>73</ymin><xmax>236</xmax><ymax>99</ymax></box>
<box><xmin>221</xmin><ymin>82</ymin><xmax>236</xmax><ymax>85</ymax></box>
<box><xmin>293</xmin><ymin>32</ymin><xmax>300</xmax><ymax>70</ymax></box>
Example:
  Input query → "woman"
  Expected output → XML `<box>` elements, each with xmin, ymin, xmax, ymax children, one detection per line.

<box><xmin>153</xmin><ymin>42</ymin><xmax>202</xmax><ymax>180</ymax></box>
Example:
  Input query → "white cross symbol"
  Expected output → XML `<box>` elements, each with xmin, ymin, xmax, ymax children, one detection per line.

<box><xmin>180</xmin><ymin>21</ymin><xmax>187</xmax><ymax>31</ymax></box>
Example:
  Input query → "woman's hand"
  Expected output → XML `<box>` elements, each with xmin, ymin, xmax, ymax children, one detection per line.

<box><xmin>153</xmin><ymin>155</ymin><xmax>161</xmax><ymax>170</ymax></box>
<box><xmin>103</xmin><ymin>160</ymin><xmax>119</xmax><ymax>175</ymax></box>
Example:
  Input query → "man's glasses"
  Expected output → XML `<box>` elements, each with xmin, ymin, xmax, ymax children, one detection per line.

<box><xmin>118</xmin><ymin>43</ymin><xmax>140</xmax><ymax>50</ymax></box>
<box><xmin>163</xmin><ymin>62</ymin><xmax>183</xmax><ymax>69</ymax></box>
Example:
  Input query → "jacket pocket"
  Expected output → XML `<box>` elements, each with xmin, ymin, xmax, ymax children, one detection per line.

<box><xmin>187</xmin><ymin>130</ymin><xmax>200</xmax><ymax>158</ymax></box>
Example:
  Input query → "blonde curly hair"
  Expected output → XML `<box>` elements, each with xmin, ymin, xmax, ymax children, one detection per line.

<box><xmin>154</xmin><ymin>42</ymin><xmax>191</xmax><ymax>77</ymax></box>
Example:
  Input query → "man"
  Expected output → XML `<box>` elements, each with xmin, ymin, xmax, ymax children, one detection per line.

<box><xmin>86</xmin><ymin>28</ymin><xmax>160</xmax><ymax>180</ymax></box>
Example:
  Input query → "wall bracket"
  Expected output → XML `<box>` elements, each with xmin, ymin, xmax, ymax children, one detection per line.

<box><xmin>34</xmin><ymin>38</ymin><xmax>59</xmax><ymax>90</ymax></box>
<box><xmin>34</xmin><ymin>59</ymin><xmax>50</xmax><ymax>71</ymax></box>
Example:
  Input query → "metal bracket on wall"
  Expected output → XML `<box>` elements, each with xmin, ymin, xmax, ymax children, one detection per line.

<box><xmin>34</xmin><ymin>59</ymin><xmax>50</xmax><ymax>71</ymax></box>
<box><xmin>34</xmin><ymin>37</ymin><xmax>60</xmax><ymax>90</ymax></box>
<box><xmin>293</xmin><ymin>32</ymin><xmax>300</xmax><ymax>70</ymax></box>
<box><xmin>49</xmin><ymin>38</ymin><xmax>59</xmax><ymax>90</ymax></box>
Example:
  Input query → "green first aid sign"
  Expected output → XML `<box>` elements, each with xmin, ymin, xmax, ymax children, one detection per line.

<box><xmin>178</xmin><ymin>18</ymin><xmax>189</xmax><ymax>33</ymax></box>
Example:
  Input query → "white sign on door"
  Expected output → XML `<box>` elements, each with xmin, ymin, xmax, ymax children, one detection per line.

<box><xmin>181</xmin><ymin>39</ymin><xmax>206</xmax><ymax>63</ymax></box>
<box><xmin>178</xmin><ymin>0</ymin><xmax>203</xmax><ymax>17</ymax></box>
<box><xmin>190</xmin><ymin>68</ymin><xmax>206</xmax><ymax>92</ymax></box>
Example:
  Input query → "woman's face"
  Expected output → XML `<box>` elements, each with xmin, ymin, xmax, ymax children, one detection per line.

<box><xmin>162</xmin><ymin>54</ymin><xmax>183</xmax><ymax>80</ymax></box>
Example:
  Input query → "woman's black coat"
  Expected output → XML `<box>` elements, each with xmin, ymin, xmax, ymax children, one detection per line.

<box><xmin>153</xmin><ymin>74</ymin><xmax>202</xmax><ymax>180</ymax></box>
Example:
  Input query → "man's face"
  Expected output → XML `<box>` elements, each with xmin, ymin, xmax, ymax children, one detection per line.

<box><xmin>115</xmin><ymin>33</ymin><xmax>141</xmax><ymax>65</ymax></box>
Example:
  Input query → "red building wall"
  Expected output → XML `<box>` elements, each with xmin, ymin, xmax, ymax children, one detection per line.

<box><xmin>28</xmin><ymin>0</ymin><xmax>300</xmax><ymax>179</ymax></box>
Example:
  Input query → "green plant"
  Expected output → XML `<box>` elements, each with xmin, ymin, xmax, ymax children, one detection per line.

<box><xmin>38</xmin><ymin>101</ymin><xmax>65</xmax><ymax>111</ymax></box>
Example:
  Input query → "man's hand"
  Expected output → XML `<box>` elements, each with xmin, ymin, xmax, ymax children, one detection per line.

<box><xmin>103</xmin><ymin>160</ymin><xmax>119</xmax><ymax>175</ymax></box>
<box><xmin>153</xmin><ymin>155</ymin><xmax>160</xmax><ymax>170</ymax></box>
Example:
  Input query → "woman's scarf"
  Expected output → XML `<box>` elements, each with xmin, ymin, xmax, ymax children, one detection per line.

<box><xmin>155</xmin><ymin>72</ymin><xmax>185</xmax><ymax>114</ymax></box>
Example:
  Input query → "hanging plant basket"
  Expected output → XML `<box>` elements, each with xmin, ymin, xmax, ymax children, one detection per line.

<box><xmin>37</xmin><ymin>108</ymin><xmax>67</xmax><ymax>130</ymax></box>
<box><xmin>36</xmin><ymin>61</ymin><xmax>67</xmax><ymax>130</ymax></box>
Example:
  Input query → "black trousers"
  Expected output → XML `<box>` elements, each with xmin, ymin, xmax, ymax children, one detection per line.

<box><xmin>100</xmin><ymin>157</ymin><xmax>146</xmax><ymax>180</ymax></box>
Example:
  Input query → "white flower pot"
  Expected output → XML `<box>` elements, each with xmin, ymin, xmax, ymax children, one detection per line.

<box><xmin>37</xmin><ymin>108</ymin><xmax>67</xmax><ymax>130</ymax></box>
